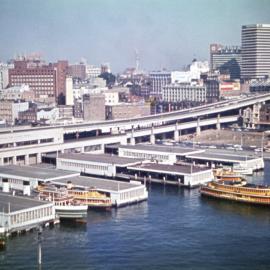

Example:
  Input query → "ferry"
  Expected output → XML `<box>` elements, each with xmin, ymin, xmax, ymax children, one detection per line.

<box><xmin>66</xmin><ymin>181</ymin><xmax>112</xmax><ymax>209</ymax></box>
<box><xmin>200</xmin><ymin>177</ymin><xmax>270</xmax><ymax>205</ymax></box>
<box><xmin>35</xmin><ymin>184</ymin><xmax>88</xmax><ymax>221</ymax></box>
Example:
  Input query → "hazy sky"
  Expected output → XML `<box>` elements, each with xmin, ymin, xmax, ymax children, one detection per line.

<box><xmin>0</xmin><ymin>0</ymin><xmax>270</xmax><ymax>72</ymax></box>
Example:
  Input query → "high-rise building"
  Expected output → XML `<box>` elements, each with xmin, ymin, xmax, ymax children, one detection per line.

<box><xmin>9</xmin><ymin>59</ymin><xmax>57</xmax><ymax>102</ymax></box>
<box><xmin>54</xmin><ymin>60</ymin><xmax>69</xmax><ymax>101</ymax></box>
<box><xmin>241</xmin><ymin>24</ymin><xmax>270</xmax><ymax>80</ymax></box>
<box><xmin>210</xmin><ymin>44</ymin><xmax>241</xmax><ymax>79</ymax></box>
<box><xmin>9</xmin><ymin>59</ymin><xmax>68</xmax><ymax>104</ymax></box>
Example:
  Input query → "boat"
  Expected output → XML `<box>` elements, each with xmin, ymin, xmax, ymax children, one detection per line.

<box><xmin>200</xmin><ymin>177</ymin><xmax>270</xmax><ymax>205</ymax></box>
<box><xmin>67</xmin><ymin>184</ymin><xmax>112</xmax><ymax>209</ymax></box>
<box><xmin>35</xmin><ymin>184</ymin><xmax>88</xmax><ymax>221</ymax></box>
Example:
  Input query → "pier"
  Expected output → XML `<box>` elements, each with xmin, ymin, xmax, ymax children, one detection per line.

<box><xmin>0</xmin><ymin>192</ymin><xmax>55</xmax><ymax>236</ymax></box>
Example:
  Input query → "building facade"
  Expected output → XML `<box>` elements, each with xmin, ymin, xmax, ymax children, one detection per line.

<box><xmin>210</xmin><ymin>44</ymin><xmax>241</xmax><ymax>79</ymax></box>
<box><xmin>9</xmin><ymin>60</ymin><xmax>57</xmax><ymax>102</ymax></box>
<box><xmin>149</xmin><ymin>71</ymin><xmax>171</xmax><ymax>97</ymax></box>
<box><xmin>0</xmin><ymin>101</ymin><xmax>29</xmax><ymax>125</ymax></box>
<box><xmin>241</xmin><ymin>24</ymin><xmax>270</xmax><ymax>80</ymax></box>
<box><xmin>83</xmin><ymin>94</ymin><xmax>105</xmax><ymax>121</ymax></box>
<box><xmin>162</xmin><ymin>83</ymin><xmax>207</xmax><ymax>103</ymax></box>
<box><xmin>106</xmin><ymin>103</ymin><xmax>151</xmax><ymax>120</ymax></box>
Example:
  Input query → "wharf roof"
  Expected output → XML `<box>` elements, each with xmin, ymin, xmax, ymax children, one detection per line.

<box><xmin>186</xmin><ymin>152</ymin><xmax>259</xmax><ymax>162</ymax></box>
<box><xmin>0</xmin><ymin>165</ymin><xmax>79</xmax><ymax>181</ymax></box>
<box><xmin>119</xmin><ymin>144</ymin><xmax>203</xmax><ymax>156</ymax></box>
<box><xmin>53</xmin><ymin>176</ymin><xmax>143</xmax><ymax>192</ymax></box>
<box><xmin>127</xmin><ymin>163</ymin><xmax>211</xmax><ymax>175</ymax></box>
<box><xmin>58</xmin><ymin>153</ymin><xmax>143</xmax><ymax>166</ymax></box>
<box><xmin>0</xmin><ymin>192</ymin><xmax>51</xmax><ymax>213</ymax></box>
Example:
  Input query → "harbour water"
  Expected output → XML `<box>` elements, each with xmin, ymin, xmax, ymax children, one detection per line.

<box><xmin>1</xmin><ymin>162</ymin><xmax>270</xmax><ymax>269</ymax></box>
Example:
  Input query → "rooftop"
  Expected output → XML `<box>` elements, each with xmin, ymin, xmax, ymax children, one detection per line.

<box><xmin>0</xmin><ymin>165</ymin><xmax>79</xmax><ymax>180</ymax></box>
<box><xmin>58</xmin><ymin>153</ymin><xmax>143</xmax><ymax>166</ymax></box>
<box><xmin>0</xmin><ymin>192</ymin><xmax>50</xmax><ymax>213</ymax></box>
<box><xmin>119</xmin><ymin>144</ymin><xmax>203</xmax><ymax>155</ymax></box>
<box><xmin>186</xmin><ymin>152</ymin><xmax>258</xmax><ymax>162</ymax></box>
<box><xmin>128</xmin><ymin>163</ymin><xmax>210</xmax><ymax>175</ymax></box>
<box><xmin>53</xmin><ymin>176</ymin><xmax>142</xmax><ymax>192</ymax></box>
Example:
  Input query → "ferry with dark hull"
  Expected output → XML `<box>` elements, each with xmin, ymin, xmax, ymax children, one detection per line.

<box><xmin>200</xmin><ymin>178</ymin><xmax>270</xmax><ymax>206</ymax></box>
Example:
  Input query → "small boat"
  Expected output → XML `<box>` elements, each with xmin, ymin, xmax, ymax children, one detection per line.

<box><xmin>35</xmin><ymin>184</ymin><xmax>88</xmax><ymax>221</ymax></box>
<box><xmin>200</xmin><ymin>177</ymin><xmax>270</xmax><ymax>206</ymax></box>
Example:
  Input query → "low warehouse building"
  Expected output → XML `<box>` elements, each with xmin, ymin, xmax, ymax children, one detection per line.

<box><xmin>57</xmin><ymin>153</ymin><xmax>144</xmax><ymax>177</ymax></box>
<box><xmin>126</xmin><ymin>163</ymin><xmax>214</xmax><ymax>187</ymax></box>
<box><xmin>0</xmin><ymin>192</ymin><xmax>55</xmax><ymax>235</ymax></box>
<box><xmin>0</xmin><ymin>165</ymin><xmax>79</xmax><ymax>192</ymax></box>
<box><xmin>118</xmin><ymin>144</ymin><xmax>203</xmax><ymax>164</ymax></box>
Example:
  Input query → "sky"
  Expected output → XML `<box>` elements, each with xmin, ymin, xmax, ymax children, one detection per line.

<box><xmin>0</xmin><ymin>0</ymin><xmax>270</xmax><ymax>72</ymax></box>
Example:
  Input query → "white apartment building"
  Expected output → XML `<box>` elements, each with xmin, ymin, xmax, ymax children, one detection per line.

<box><xmin>162</xmin><ymin>83</ymin><xmax>207</xmax><ymax>103</ymax></box>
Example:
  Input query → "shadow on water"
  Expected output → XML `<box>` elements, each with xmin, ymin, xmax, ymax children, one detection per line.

<box><xmin>59</xmin><ymin>220</ymin><xmax>87</xmax><ymax>232</ymax></box>
<box><xmin>201</xmin><ymin>196</ymin><xmax>270</xmax><ymax>223</ymax></box>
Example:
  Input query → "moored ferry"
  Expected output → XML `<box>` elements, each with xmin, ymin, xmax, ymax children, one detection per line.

<box><xmin>66</xmin><ymin>181</ymin><xmax>112</xmax><ymax>209</ymax></box>
<box><xmin>67</xmin><ymin>189</ymin><xmax>112</xmax><ymax>209</ymax></box>
<box><xmin>200</xmin><ymin>178</ymin><xmax>270</xmax><ymax>205</ymax></box>
<box><xmin>35</xmin><ymin>184</ymin><xmax>88</xmax><ymax>221</ymax></box>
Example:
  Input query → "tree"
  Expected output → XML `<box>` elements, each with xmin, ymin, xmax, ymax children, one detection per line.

<box><xmin>99</xmin><ymin>72</ymin><xmax>116</xmax><ymax>88</ymax></box>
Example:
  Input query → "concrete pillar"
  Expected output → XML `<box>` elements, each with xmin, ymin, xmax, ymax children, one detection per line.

<box><xmin>12</xmin><ymin>156</ymin><xmax>17</xmax><ymax>165</ymax></box>
<box><xmin>37</xmin><ymin>153</ymin><xmax>42</xmax><ymax>164</ymax></box>
<box><xmin>130</xmin><ymin>126</ymin><xmax>135</xmax><ymax>145</ymax></box>
<box><xmin>96</xmin><ymin>130</ymin><xmax>99</xmax><ymax>136</ymax></box>
<box><xmin>239</xmin><ymin>109</ymin><xmax>242</xmax><ymax>117</ymax></box>
<box><xmin>81</xmin><ymin>147</ymin><xmax>85</xmax><ymax>153</ymax></box>
<box><xmin>196</xmin><ymin>118</ymin><xmax>201</xmax><ymax>136</ymax></box>
<box><xmin>216</xmin><ymin>114</ymin><xmax>221</xmax><ymax>130</ymax></box>
<box><xmin>174</xmin><ymin>122</ymin><xmax>179</xmax><ymax>142</ymax></box>
<box><xmin>0</xmin><ymin>158</ymin><xmax>3</xmax><ymax>166</ymax></box>
<box><xmin>130</xmin><ymin>137</ymin><xmax>135</xmax><ymax>145</ymax></box>
<box><xmin>150</xmin><ymin>125</ymin><xmax>155</xmax><ymax>144</ymax></box>
<box><xmin>25</xmin><ymin>155</ymin><xmax>29</xmax><ymax>165</ymax></box>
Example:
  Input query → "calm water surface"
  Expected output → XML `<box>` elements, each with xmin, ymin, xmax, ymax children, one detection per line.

<box><xmin>1</xmin><ymin>162</ymin><xmax>270</xmax><ymax>270</ymax></box>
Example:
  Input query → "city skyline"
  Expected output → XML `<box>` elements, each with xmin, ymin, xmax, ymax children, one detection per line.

<box><xmin>0</xmin><ymin>0</ymin><xmax>270</xmax><ymax>72</ymax></box>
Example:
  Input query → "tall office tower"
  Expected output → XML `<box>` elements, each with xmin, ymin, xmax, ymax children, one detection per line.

<box><xmin>241</xmin><ymin>24</ymin><xmax>270</xmax><ymax>80</ymax></box>
<box><xmin>149</xmin><ymin>71</ymin><xmax>171</xmax><ymax>97</ymax></box>
<box><xmin>210</xmin><ymin>44</ymin><xmax>241</xmax><ymax>79</ymax></box>
<box><xmin>54</xmin><ymin>60</ymin><xmax>69</xmax><ymax>101</ymax></box>
<box><xmin>9</xmin><ymin>58</ymin><xmax>68</xmax><ymax>104</ymax></box>
<box><xmin>9</xmin><ymin>59</ymin><xmax>57</xmax><ymax>102</ymax></box>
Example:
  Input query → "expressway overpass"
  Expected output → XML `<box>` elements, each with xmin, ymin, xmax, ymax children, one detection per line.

<box><xmin>0</xmin><ymin>93</ymin><xmax>269</xmax><ymax>166</ymax></box>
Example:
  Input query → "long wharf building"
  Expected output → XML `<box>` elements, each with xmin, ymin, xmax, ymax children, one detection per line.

<box><xmin>241</xmin><ymin>24</ymin><xmax>270</xmax><ymax>80</ymax></box>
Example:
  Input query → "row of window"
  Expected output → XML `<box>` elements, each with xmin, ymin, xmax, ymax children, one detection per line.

<box><xmin>10</xmin><ymin>207</ymin><xmax>53</xmax><ymax>225</ymax></box>
<box><xmin>60</xmin><ymin>160</ymin><xmax>108</xmax><ymax>172</ymax></box>
<box><xmin>122</xmin><ymin>151</ymin><xmax>169</xmax><ymax>161</ymax></box>
<box><xmin>119</xmin><ymin>188</ymin><xmax>145</xmax><ymax>200</ymax></box>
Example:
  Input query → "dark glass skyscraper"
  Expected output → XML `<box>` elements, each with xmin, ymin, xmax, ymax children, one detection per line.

<box><xmin>210</xmin><ymin>44</ymin><xmax>241</xmax><ymax>80</ymax></box>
